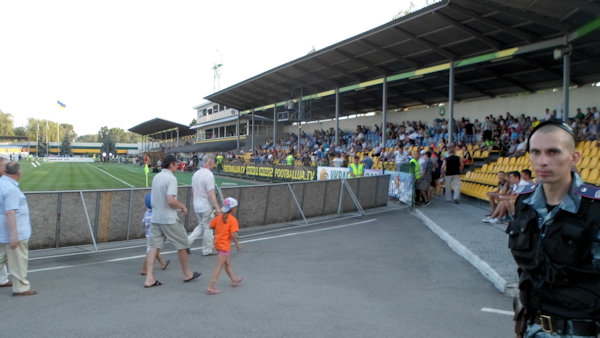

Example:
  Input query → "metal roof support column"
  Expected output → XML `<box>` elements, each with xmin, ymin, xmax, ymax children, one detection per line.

<box><xmin>562</xmin><ymin>35</ymin><xmax>571</xmax><ymax>123</ymax></box>
<box><xmin>335</xmin><ymin>88</ymin><xmax>340</xmax><ymax>149</ymax></box>
<box><xmin>176</xmin><ymin>128</ymin><xmax>180</xmax><ymax>148</ymax></box>
<box><xmin>382</xmin><ymin>77</ymin><xmax>387</xmax><ymax>150</ymax></box>
<box><xmin>237</xmin><ymin>108</ymin><xmax>240</xmax><ymax>153</ymax></box>
<box><xmin>298</xmin><ymin>88</ymin><xmax>303</xmax><ymax>154</ymax></box>
<box><xmin>448</xmin><ymin>61</ymin><xmax>455</xmax><ymax>147</ymax></box>
<box><xmin>251</xmin><ymin>108</ymin><xmax>255</xmax><ymax>152</ymax></box>
<box><xmin>299</xmin><ymin>88</ymin><xmax>303</xmax><ymax>121</ymax></box>
<box><xmin>273</xmin><ymin>104</ymin><xmax>277</xmax><ymax>150</ymax></box>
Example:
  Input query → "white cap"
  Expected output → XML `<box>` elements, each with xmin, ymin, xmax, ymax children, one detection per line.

<box><xmin>221</xmin><ymin>197</ymin><xmax>239</xmax><ymax>213</ymax></box>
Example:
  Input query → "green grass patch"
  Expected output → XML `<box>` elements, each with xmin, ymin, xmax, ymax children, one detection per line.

<box><xmin>19</xmin><ymin>161</ymin><xmax>254</xmax><ymax>192</ymax></box>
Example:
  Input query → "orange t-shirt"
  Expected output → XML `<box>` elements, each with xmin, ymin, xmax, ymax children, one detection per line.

<box><xmin>210</xmin><ymin>214</ymin><xmax>239</xmax><ymax>251</ymax></box>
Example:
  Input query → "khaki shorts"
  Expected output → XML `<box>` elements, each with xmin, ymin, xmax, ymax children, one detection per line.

<box><xmin>150</xmin><ymin>219</ymin><xmax>189</xmax><ymax>251</ymax></box>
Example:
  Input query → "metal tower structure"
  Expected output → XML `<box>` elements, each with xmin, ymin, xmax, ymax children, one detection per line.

<box><xmin>213</xmin><ymin>63</ymin><xmax>223</xmax><ymax>93</ymax></box>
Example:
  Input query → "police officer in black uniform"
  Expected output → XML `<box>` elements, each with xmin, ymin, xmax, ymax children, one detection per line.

<box><xmin>508</xmin><ymin>121</ymin><xmax>600</xmax><ymax>337</ymax></box>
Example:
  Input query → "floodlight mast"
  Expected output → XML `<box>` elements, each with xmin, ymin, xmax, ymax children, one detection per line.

<box><xmin>213</xmin><ymin>63</ymin><xmax>223</xmax><ymax>92</ymax></box>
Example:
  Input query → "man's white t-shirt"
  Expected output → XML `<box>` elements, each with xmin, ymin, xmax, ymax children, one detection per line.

<box><xmin>192</xmin><ymin>168</ymin><xmax>216</xmax><ymax>213</ymax></box>
<box><xmin>332</xmin><ymin>157</ymin><xmax>344</xmax><ymax>167</ymax></box>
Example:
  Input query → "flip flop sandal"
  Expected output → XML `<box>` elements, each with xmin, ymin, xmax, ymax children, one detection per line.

<box><xmin>232</xmin><ymin>277</ymin><xmax>243</xmax><ymax>287</ymax></box>
<box><xmin>12</xmin><ymin>290</ymin><xmax>38</xmax><ymax>296</ymax></box>
<box><xmin>206</xmin><ymin>288</ymin><xmax>221</xmax><ymax>295</ymax></box>
<box><xmin>144</xmin><ymin>280</ymin><xmax>163</xmax><ymax>288</ymax></box>
<box><xmin>161</xmin><ymin>260</ymin><xmax>171</xmax><ymax>270</ymax></box>
<box><xmin>183</xmin><ymin>271</ymin><xmax>201</xmax><ymax>283</ymax></box>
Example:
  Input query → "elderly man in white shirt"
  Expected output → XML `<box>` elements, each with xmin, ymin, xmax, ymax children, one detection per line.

<box><xmin>187</xmin><ymin>155</ymin><xmax>222</xmax><ymax>255</ymax></box>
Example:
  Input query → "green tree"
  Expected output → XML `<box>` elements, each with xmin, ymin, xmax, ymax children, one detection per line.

<box><xmin>126</xmin><ymin>132</ymin><xmax>142</xmax><ymax>143</ymax></box>
<box><xmin>99</xmin><ymin>126</ymin><xmax>116</xmax><ymax>157</ymax></box>
<box><xmin>14</xmin><ymin>126</ymin><xmax>26</xmax><ymax>137</ymax></box>
<box><xmin>76</xmin><ymin>134</ymin><xmax>98</xmax><ymax>142</ymax></box>
<box><xmin>37</xmin><ymin>139</ymin><xmax>48</xmax><ymax>157</ymax></box>
<box><xmin>0</xmin><ymin>110</ymin><xmax>15</xmax><ymax>136</ymax></box>
<box><xmin>59</xmin><ymin>123</ymin><xmax>76</xmax><ymax>142</ymax></box>
<box><xmin>59</xmin><ymin>133</ymin><xmax>73</xmax><ymax>156</ymax></box>
<box><xmin>190</xmin><ymin>118</ymin><xmax>197</xmax><ymax>126</ymax></box>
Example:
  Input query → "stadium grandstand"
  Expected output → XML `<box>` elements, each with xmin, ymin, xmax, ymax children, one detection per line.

<box><xmin>127</xmin><ymin>1</ymin><xmax>600</xmax><ymax>191</ymax></box>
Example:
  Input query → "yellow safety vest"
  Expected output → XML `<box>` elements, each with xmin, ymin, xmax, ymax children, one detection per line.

<box><xmin>410</xmin><ymin>158</ymin><xmax>421</xmax><ymax>180</ymax></box>
<box><xmin>350</xmin><ymin>163</ymin><xmax>364</xmax><ymax>177</ymax></box>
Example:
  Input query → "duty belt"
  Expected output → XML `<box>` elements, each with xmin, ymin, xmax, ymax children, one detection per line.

<box><xmin>533</xmin><ymin>314</ymin><xmax>599</xmax><ymax>336</ymax></box>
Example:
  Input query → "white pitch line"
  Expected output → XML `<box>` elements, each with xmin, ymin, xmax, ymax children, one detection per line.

<box><xmin>28</xmin><ymin>218</ymin><xmax>375</xmax><ymax>273</ymax></box>
<box><xmin>30</xmin><ymin>244</ymin><xmax>147</xmax><ymax>261</ymax></box>
<box><xmin>89</xmin><ymin>164</ymin><xmax>135</xmax><ymax>187</ymax></box>
<box><xmin>241</xmin><ymin>219</ymin><xmax>376</xmax><ymax>244</ymax></box>
<box><xmin>481</xmin><ymin>307</ymin><xmax>513</xmax><ymax>316</ymax></box>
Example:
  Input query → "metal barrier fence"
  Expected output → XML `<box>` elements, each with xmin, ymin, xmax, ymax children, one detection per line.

<box><xmin>26</xmin><ymin>175</ymin><xmax>389</xmax><ymax>250</ymax></box>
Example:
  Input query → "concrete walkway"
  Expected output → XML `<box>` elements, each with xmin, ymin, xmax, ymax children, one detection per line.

<box><xmin>413</xmin><ymin>194</ymin><xmax>519</xmax><ymax>295</ymax></box>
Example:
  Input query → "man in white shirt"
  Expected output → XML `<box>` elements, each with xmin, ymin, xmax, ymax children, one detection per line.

<box><xmin>187</xmin><ymin>155</ymin><xmax>222</xmax><ymax>256</ymax></box>
<box><xmin>332</xmin><ymin>154</ymin><xmax>344</xmax><ymax>167</ymax></box>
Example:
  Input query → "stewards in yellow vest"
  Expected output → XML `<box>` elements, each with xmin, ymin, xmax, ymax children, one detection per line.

<box><xmin>286</xmin><ymin>152</ymin><xmax>294</xmax><ymax>165</ymax></box>
<box><xmin>216</xmin><ymin>153</ymin><xmax>223</xmax><ymax>170</ymax></box>
<box><xmin>349</xmin><ymin>155</ymin><xmax>364</xmax><ymax>178</ymax></box>
<box><xmin>409</xmin><ymin>151</ymin><xmax>421</xmax><ymax>180</ymax></box>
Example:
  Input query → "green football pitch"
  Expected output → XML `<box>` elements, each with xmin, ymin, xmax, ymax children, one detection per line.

<box><xmin>18</xmin><ymin>161</ymin><xmax>254</xmax><ymax>192</ymax></box>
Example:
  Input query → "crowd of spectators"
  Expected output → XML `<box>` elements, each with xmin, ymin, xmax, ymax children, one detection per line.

<box><xmin>166</xmin><ymin>105</ymin><xmax>598</xmax><ymax>170</ymax></box>
<box><xmin>238</xmin><ymin>105</ymin><xmax>597</xmax><ymax>167</ymax></box>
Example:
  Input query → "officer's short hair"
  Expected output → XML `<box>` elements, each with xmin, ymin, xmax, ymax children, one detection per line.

<box><xmin>5</xmin><ymin>162</ymin><xmax>20</xmax><ymax>175</ymax></box>
<box><xmin>508</xmin><ymin>170</ymin><xmax>521</xmax><ymax>179</ymax></box>
<box><xmin>527</xmin><ymin>120</ymin><xmax>576</xmax><ymax>151</ymax></box>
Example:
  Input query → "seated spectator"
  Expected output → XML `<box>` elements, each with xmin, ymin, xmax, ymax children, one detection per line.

<box><xmin>482</xmin><ymin>171</ymin><xmax>521</xmax><ymax>224</ymax></box>
<box><xmin>485</xmin><ymin>171</ymin><xmax>509</xmax><ymax>215</ymax></box>
<box><xmin>461</xmin><ymin>145</ymin><xmax>472</xmax><ymax>167</ymax></box>
<box><xmin>520</xmin><ymin>169</ymin><xmax>533</xmax><ymax>185</ymax></box>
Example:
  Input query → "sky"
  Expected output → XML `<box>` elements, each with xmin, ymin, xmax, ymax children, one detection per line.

<box><xmin>0</xmin><ymin>0</ymin><xmax>430</xmax><ymax>136</ymax></box>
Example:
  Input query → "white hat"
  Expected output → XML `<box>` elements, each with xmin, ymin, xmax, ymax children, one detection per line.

<box><xmin>221</xmin><ymin>197</ymin><xmax>238</xmax><ymax>213</ymax></box>
<box><xmin>420</xmin><ymin>150</ymin><xmax>426</xmax><ymax>154</ymax></box>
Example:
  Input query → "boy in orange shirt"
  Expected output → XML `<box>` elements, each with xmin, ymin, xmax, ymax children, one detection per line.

<box><xmin>206</xmin><ymin>197</ymin><xmax>242</xmax><ymax>295</ymax></box>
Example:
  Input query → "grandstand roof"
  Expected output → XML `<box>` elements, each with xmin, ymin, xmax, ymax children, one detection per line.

<box><xmin>205</xmin><ymin>0</ymin><xmax>600</xmax><ymax>120</ymax></box>
<box><xmin>128</xmin><ymin>118</ymin><xmax>196</xmax><ymax>138</ymax></box>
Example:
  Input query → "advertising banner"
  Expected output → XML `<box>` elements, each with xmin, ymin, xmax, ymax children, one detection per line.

<box><xmin>45</xmin><ymin>157</ymin><xmax>95</xmax><ymax>163</ymax></box>
<box><xmin>222</xmin><ymin>163</ymin><xmax>316</xmax><ymax>182</ymax></box>
<box><xmin>388</xmin><ymin>171</ymin><xmax>414</xmax><ymax>204</ymax></box>
<box><xmin>223</xmin><ymin>163</ymin><xmax>246</xmax><ymax>176</ymax></box>
<box><xmin>273</xmin><ymin>165</ymin><xmax>316</xmax><ymax>181</ymax></box>
<box><xmin>316</xmin><ymin>166</ymin><xmax>383</xmax><ymax>180</ymax></box>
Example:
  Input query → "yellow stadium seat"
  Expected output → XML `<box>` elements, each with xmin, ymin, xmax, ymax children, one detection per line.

<box><xmin>584</xmin><ymin>141</ymin><xmax>592</xmax><ymax>149</ymax></box>
<box><xmin>509</xmin><ymin>157</ymin><xmax>516</xmax><ymax>164</ymax></box>
<box><xmin>590</xmin><ymin>146</ymin><xmax>599</xmax><ymax>157</ymax></box>
<box><xmin>580</xmin><ymin>156</ymin><xmax>591</xmax><ymax>169</ymax></box>
<box><xmin>581</xmin><ymin>168</ymin><xmax>591</xmax><ymax>181</ymax></box>
<box><xmin>473</xmin><ymin>150</ymin><xmax>481</xmax><ymax>159</ymax></box>
<box><xmin>589</xmin><ymin>157</ymin><xmax>599</xmax><ymax>170</ymax></box>
<box><xmin>587</xmin><ymin>168</ymin><xmax>599</xmax><ymax>183</ymax></box>
<box><xmin>481</xmin><ymin>150</ymin><xmax>489</xmax><ymax>159</ymax></box>
<box><xmin>582</xmin><ymin>148</ymin><xmax>591</xmax><ymax>157</ymax></box>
